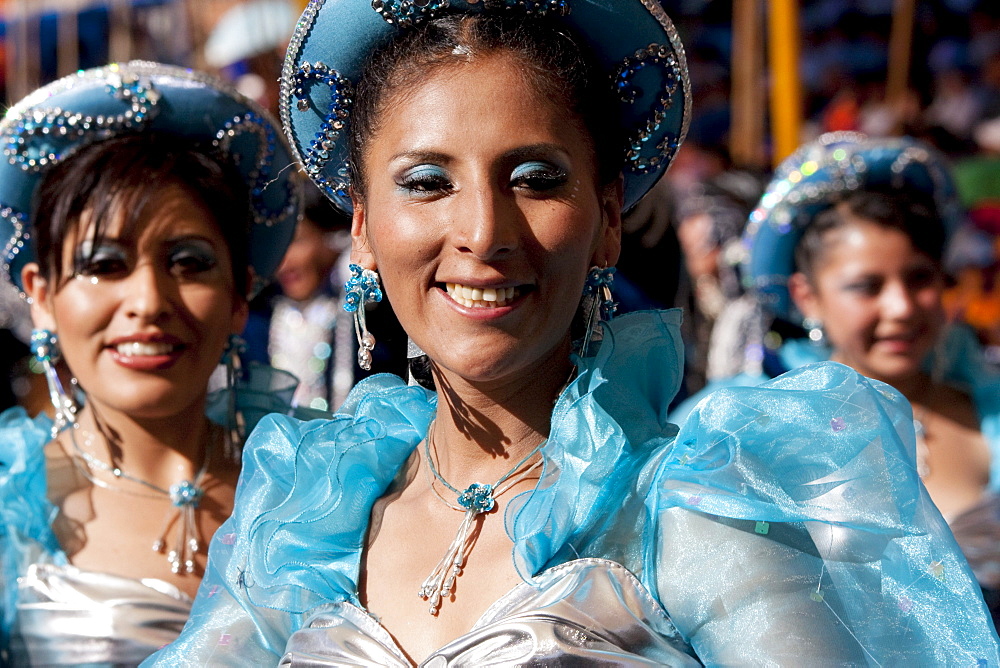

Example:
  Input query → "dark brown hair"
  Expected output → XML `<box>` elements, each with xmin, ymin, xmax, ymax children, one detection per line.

<box><xmin>794</xmin><ymin>189</ymin><xmax>946</xmax><ymax>279</ymax></box>
<box><xmin>32</xmin><ymin>133</ymin><xmax>251</xmax><ymax>295</ymax></box>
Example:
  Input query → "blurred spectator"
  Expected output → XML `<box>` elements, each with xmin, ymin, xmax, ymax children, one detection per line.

<box><xmin>674</xmin><ymin>168</ymin><xmax>765</xmax><ymax>388</ymax></box>
<box><xmin>243</xmin><ymin>185</ymin><xmax>408</xmax><ymax>411</ymax></box>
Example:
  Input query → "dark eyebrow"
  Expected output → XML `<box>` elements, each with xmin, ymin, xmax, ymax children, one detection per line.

<box><xmin>388</xmin><ymin>150</ymin><xmax>454</xmax><ymax>164</ymax></box>
<box><xmin>503</xmin><ymin>143</ymin><xmax>570</xmax><ymax>162</ymax></box>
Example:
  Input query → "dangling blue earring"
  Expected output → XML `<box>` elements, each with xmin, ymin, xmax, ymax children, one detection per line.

<box><xmin>30</xmin><ymin>328</ymin><xmax>77</xmax><ymax>436</ymax></box>
<box><xmin>580</xmin><ymin>266</ymin><xmax>616</xmax><ymax>357</ymax></box>
<box><xmin>343</xmin><ymin>264</ymin><xmax>383</xmax><ymax>371</ymax></box>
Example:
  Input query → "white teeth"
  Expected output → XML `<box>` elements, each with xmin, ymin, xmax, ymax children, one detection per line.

<box><xmin>445</xmin><ymin>283</ymin><xmax>520</xmax><ymax>308</ymax></box>
<box><xmin>115</xmin><ymin>341</ymin><xmax>176</xmax><ymax>357</ymax></box>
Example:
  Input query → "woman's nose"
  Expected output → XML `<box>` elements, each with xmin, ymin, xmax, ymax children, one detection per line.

<box><xmin>881</xmin><ymin>280</ymin><xmax>917</xmax><ymax>319</ymax></box>
<box><xmin>121</xmin><ymin>262</ymin><xmax>171</xmax><ymax>322</ymax></box>
<box><xmin>452</xmin><ymin>185</ymin><xmax>519</xmax><ymax>261</ymax></box>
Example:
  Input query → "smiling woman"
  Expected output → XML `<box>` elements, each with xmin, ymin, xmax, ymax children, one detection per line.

<box><xmin>0</xmin><ymin>62</ymin><xmax>302</xmax><ymax>665</ymax></box>
<box><xmin>145</xmin><ymin>4</ymin><xmax>997</xmax><ymax>666</ymax></box>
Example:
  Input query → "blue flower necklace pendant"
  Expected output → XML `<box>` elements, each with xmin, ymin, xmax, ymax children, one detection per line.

<box><xmin>418</xmin><ymin>423</ymin><xmax>545</xmax><ymax>615</ymax></box>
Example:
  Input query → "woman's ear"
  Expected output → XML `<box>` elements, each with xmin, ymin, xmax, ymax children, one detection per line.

<box><xmin>592</xmin><ymin>178</ymin><xmax>624</xmax><ymax>268</ymax></box>
<box><xmin>21</xmin><ymin>263</ymin><xmax>57</xmax><ymax>331</ymax></box>
<box><xmin>788</xmin><ymin>271</ymin><xmax>820</xmax><ymax>321</ymax></box>
<box><xmin>349</xmin><ymin>197</ymin><xmax>377</xmax><ymax>270</ymax></box>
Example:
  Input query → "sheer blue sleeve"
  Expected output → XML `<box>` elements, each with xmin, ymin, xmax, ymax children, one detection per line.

<box><xmin>650</xmin><ymin>363</ymin><xmax>1000</xmax><ymax>664</ymax></box>
<box><xmin>143</xmin><ymin>376</ymin><xmax>433</xmax><ymax>666</ymax></box>
<box><xmin>0</xmin><ymin>407</ymin><xmax>60</xmax><ymax>645</ymax></box>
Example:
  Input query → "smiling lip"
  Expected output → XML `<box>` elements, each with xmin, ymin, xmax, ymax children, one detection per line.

<box><xmin>443</xmin><ymin>282</ymin><xmax>524</xmax><ymax>308</ymax></box>
<box><xmin>873</xmin><ymin>333</ymin><xmax>921</xmax><ymax>354</ymax></box>
<box><xmin>106</xmin><ymin>334</ymin><xmax>185</xmax><ymax>371</ymax></box>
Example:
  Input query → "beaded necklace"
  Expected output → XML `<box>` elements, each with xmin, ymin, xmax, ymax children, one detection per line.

<box><xmin>418</xmin><ymin>421</ymin><xmax>546</xmax><ymax>615</ymax></box>
<box><xmin>64</xmin><ymin>424</ymin><xmax>212</xmax><ymax>575</ymax></box>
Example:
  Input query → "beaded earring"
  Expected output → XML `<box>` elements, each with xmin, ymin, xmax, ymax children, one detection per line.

<box><xmin>803</xmin><ymin>317</ymin><xmax>825</xmax><ymax>345</ymax></box>
<box><xmin>342</xmin><ymin>264</ymin><xmax>383</xmax><ymax>371</ymax></box>
<box><xmin>30</xmin><ymin>329</ymin><xmax>77</xmax><ymax>436</ymax></box>
<box><xmin>580</xmin><ymin>266</ymin><xmax>617</xmax><ymax>357</ymax></box>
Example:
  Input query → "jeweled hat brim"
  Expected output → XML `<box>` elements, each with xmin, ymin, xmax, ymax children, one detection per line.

<box><xmin>0</xmin><ymin>61</ymin><xmax>301</xmax><ymax>298</ymax></box>
<box><xmin>280</xmin><ymin>0</ymin><xmax>690</xmax><ymax>214</ymax></box>
<box><xmin>744</xmin><ymin>132</ymin><xmax>961</xmax><ymax>321</ymax></box>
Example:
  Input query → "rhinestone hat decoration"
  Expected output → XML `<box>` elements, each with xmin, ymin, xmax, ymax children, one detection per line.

<box><xmin>280</xmin><ymin>0</ymin><xmax>691</xmax><ymax>215</ymax></box>
<box><xmin>743</xmin><ymin>132</ymin><xmax>961</xmax><ymax>321</ymax></box>
<box><xmin>0</xmin><ymin>61</ymin><xmax>302</xmax><ymax>299</ymax></box>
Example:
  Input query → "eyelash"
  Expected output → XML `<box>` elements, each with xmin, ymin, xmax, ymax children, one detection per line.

<box><xmin>398</xmin><ymin>167</ymin><xmax>452</xmax><ymax>196</ymax></box>
<box><xmin>75</xmin><ymin>247</ymin><xmax>127</xmax><ymax>277</ymax></box>
<box><xmin>510</xmin><ymin>161</ymin><xmax>567</xmax><ymax>192</ymax></box>
<box><xmin>397</xmin><ymin>161</ymin><xmax>568</xmax><ymax>197</ymax></box>
<box><xmin>72</xmin><ymin>244</ymin><xmax>218</xmax><ymax>278</ymax></box>
<box><xmin>168</xmin><ymin>246</ymin><xmax>218</xmax><ymax>275</ymax></box>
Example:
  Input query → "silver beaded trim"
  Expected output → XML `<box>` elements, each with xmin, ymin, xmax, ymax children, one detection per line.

<box><xmin>281</xmin><ymin>0</ymin><xmax>690</xmax><ymax>212</ymax></box>
<box><xmin>2</xmin><ymin>70</ymin><xmax>160</xmax><ymax>174</ymax></box>
<box><xmin>1</xmin><ymin>207</ymin><xmax>27</xmax><ymax>296</ymax></box>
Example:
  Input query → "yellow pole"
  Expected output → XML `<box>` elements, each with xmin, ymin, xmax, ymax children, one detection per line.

<box><xmin>730</xmin><ymin>0</ymin><xmax>766</xmax><ymax>168</ymax></box>
<box><xmin>57</xmin><ymin>0</ymin><xmax>80</xmax><ymax>77</ymax></box>
<box><xmin>886</xmin><ymin>0</ymin><xmax>916</xmax><ymax>105</ymax></box>
<box><xmin>767</xmin><ymin>0</ymin><xmax>803</xmax><ymax>166</ymax></box>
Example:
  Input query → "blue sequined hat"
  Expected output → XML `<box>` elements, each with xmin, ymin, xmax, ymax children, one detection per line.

<box><xmin>280</xmin><ymin>0</ymin><xmax>690</xmax><ymax>214</ymax></box>
<box><xmin>0</xmin><ymin>61</ymin><xmax>301</xmax><ymax>298</ymax></box>
<box><xmin>744</xmin><ymin>132</ymin><xmax>961</xmax><ymax>321</ymax></box>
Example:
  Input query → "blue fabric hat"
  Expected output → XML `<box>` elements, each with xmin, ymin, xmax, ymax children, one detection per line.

<box><xmin>279</xmin><ymin>0</ymin><xmax>690</xmax><ymax>214</ymax></box>
<box><xmin>744</xmin><ymin>132</ymin><xmax>962</xmax><ymax>321</ymax></box>
<box><xmin>0</xmin><ymin>61</ymin><xmax>301</xmax><ymax>298</ymax></box>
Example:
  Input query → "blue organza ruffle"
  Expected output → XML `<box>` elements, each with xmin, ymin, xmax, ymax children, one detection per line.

<box><xmin>0</xmin><ymin>408</ymin><xmax>61</xmax><ymax>641</ymax></box>
<box><xmin>145</xmin><ymin>310</ymin><xmax>999</xmax><ymax>665</ymax></box>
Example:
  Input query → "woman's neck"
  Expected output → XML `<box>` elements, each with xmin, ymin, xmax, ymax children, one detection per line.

<box><xmin>427</xmin><ymin>349</ymin><xmax>574</xmax><ymax>488</ymax></box>
<box><xmin>72</xmin><ymin>398</ymin><xmax>215</xmax><ymax>490</ymax></box>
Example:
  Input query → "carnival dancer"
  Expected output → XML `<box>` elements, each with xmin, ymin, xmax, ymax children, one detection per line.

<box><xmin>0</xmin><ymin>61</ymin><xmax>301</xmax><ymax>665</ymax></box>
<box><xmin>149</xmin><ymin>6</ymin><xmax>997</xmax><ymax>666</ymax></box>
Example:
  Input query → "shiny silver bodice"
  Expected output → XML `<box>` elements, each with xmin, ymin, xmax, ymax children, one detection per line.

<box><xmin>10</xmin><ymin>563</ymin><xmax>192</xmax><ymax>667</ymax></box>
<box><xmin>280</xmin><ymin>558</ymin><xmax>699</xmax><ymax>667</ymax></box>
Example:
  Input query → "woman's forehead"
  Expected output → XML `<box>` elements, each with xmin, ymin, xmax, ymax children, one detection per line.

<box><xmin>67</xmin><ymin>184</ymin><xmax>223</xmax><ymax>249</ymax></box>
<box><xmin>367</xmin><ymin>54</ymin><xmax>591</xmax><ymax>160</ymax></box>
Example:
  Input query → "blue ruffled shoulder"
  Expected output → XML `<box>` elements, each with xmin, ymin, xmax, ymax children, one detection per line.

<box><xmin>652</xmin><ymin>363</ymin><xmax>1000</xmax><ymax>663</ymax></box>
<box><xmin>148</xmin><ymin>311</ymin><xmax>998</xmax><ymax>664</ymax></box>
<box><xmin>0</xmin><ymin>407</ymin><xmax>62</xmax><ymax>639</ymax></box>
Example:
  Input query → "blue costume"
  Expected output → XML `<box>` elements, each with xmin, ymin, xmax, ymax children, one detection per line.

<box><xmin>0</xmin><ymin>366</ymin><xmax>309</xmax><ymax>665</ymax></box>
<box><xmin>146</xmin><ymin>312</ymin><xmax>999</xmax><ymax>665</ymax></box>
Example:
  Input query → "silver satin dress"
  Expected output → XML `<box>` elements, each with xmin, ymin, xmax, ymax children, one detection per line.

<box><xmin>280</xmin><ymin>558</ymin><xmax>700</xmax><ymax>667</ymax></box>
<box><xmin>8</xmin><ymin>563</ymin><xmax>192</xmax><ymax>667</ymax></box>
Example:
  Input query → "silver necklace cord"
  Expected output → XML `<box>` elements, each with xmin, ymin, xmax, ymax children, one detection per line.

<box><xmin>64</xmin><ymin>423</ymin><xmax>213</xmax><ymax>575</ymax></box>
<box><xmin>417</xmin><ymin>421</ymin><xmax>546</xmax><ymax>614</ymax></box>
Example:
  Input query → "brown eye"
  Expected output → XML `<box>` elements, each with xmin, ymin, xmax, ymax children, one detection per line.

<box><xmin>168</xmin><ymin>240</ymin><xmax>218</xmax><ymax>276</ymax></box>
<box><xmin>74</xmin><ymin>243</ymin><xmax>128</xmax><ymax>277</ymax></box>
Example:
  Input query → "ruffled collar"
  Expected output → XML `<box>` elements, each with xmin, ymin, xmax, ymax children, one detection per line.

<box><xmin>268</xmin><ymin>310</ymin><xmax>685</xmax><ymax>608</ymax></box>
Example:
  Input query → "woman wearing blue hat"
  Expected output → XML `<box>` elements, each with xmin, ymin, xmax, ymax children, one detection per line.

<box><xmin>0</xmin><ymin>62</ymin><xmax>302</xmax><ymax>664</ymax></box>
<box><xmin>737</xmin><ymin>131</ymin><xmax>1000</xmax><ymax>620</ymax></box>
<box><xmin>149</xmin><ymin>5</ymin><xmax>996</xmax><ymax>666</ymax></box>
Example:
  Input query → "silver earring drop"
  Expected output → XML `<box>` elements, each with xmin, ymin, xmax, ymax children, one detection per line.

<box><xmin>30</xmin><ymin>328</ymin><xmax>78</xmax><ymax>436</ymax></box>
<box><xmin>342</xmin><ymin>264</ymin><xmax>383</xmax><ymax>371</ymax></box>
<box><xmin>803</xmin><ymin>317</ymin><xmax>825</xmax><ymax>345</ymax></box>
<box><xmin>580</xmin><ymin>266</ymin><xmax>616</xmax><ymax>357</ymax></box>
